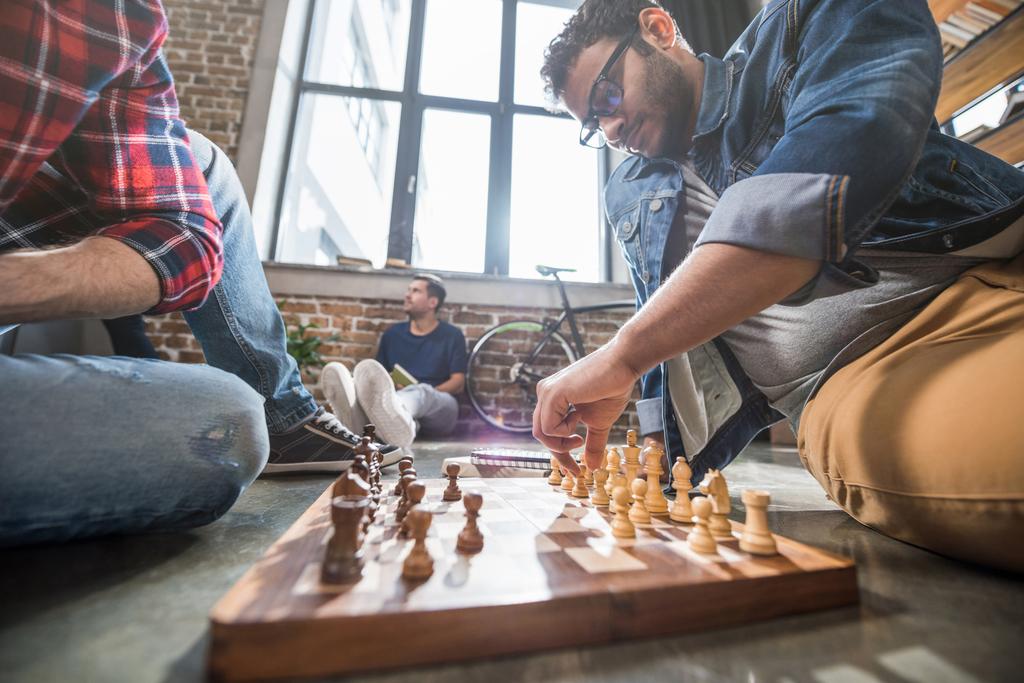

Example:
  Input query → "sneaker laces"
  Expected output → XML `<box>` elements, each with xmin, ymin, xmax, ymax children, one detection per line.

<box><xmin>312</xmin><ymin>408</ymin><xmax>359</xmax><ymax>442</ymax></box>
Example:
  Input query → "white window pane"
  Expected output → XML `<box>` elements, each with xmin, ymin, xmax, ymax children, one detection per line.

<box><xmin>277</xmin><ymin>94</ymin><xmax>401</xmax><ymax>267</ymax></box>
<box><xmin>950</xmin><ymin>78</ymin><xmax>1023</xmax><ymax>139</ymax></box>
<box><xmin>515</xmin><ymin>2</ymin><xmax>578</xmax><ymax>107</ymax></box>
<box><xmin>305</xmin><ymin>0</ymin><xmax>412</xmax><ymax>91</ymax></box>
<box><xmin>413</xmin><ymin>109</ymin><xmax>490</xmax><ymax>273</ymax></box>
<box><xmin>420</xmin><ymin>0</ymin><xmax>502</xmax><ymax>101</ymax></box>
<box><xmin>509</xmin><ymin>114</ymin><xmax>600</xmax><ymax>281</ymax></box>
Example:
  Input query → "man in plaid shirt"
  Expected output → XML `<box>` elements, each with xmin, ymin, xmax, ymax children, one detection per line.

<box><xmin>0</xmin><ymin>0</ymin><xmax>400</xmax><ymax>547</ymax></box>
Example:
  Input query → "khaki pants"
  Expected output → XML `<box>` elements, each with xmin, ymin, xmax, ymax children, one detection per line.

<box><xmin>798</xmin><ymin>253</ymin><xmax>1024</xmax><ymax>573</ymax></box>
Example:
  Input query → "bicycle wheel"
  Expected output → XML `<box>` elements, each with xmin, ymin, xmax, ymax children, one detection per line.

<box><xmin>466</xmin><ymin>320</ymin><xmax>578</xmax><ymax>433</ymax></box>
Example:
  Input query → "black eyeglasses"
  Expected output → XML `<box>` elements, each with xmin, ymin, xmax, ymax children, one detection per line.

<box><xmin>579</xmin><ymin>25</ymin><xmax>639</xmax><ymax>149</ymax></box>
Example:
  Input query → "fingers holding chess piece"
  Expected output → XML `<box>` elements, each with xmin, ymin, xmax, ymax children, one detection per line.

<box><xmin>547</xmin><ymin>455</ymin><xmax>563</xmax><ymax>486</ymax></box>
<box><xmin>740</xmin><ymin>490</ymin><xmax>778</xmax><ymax>556</ymax></box>
<box><xmin>401</xmin><ymin>509</ymin><xmax>434</xmax><ymax>581</ymax></box>
<box><xmin>611</xmin><ymin>486</ymin><xmax>636</xmax><ymax>538</ymax></box>
<box><xmin>442</xmin><ymin>462</ymin><xmax>462</xmax><ymax>502</ymax></box>
<box><xmin>628</xmin><ymin>478</ymin><xmax>651</xmax><ymax>525</ymax></box>
<box><xmin>591</xmin><ymin>468</ymin><xmax>610</xmax><ymax>506</ymax></box>
<box><xmin>687</xmin><ymin>496</ymin><xmax>717</xmax><ymax>555</ymax></box>
<box><xmin>669</xmin><ymin>457</ymin><xmax>694</xmax><ymax>524</ymax></box>
<box><xmin>456</xmin><ymin>492</ymin><xmax>484</xmax><ymax>554</ymax></box>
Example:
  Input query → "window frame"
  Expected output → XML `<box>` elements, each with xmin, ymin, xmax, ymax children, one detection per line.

<box><xmin>267</xmin><ymin>0</ymin><xmax>612</xmax><ymax>280</ymax></box>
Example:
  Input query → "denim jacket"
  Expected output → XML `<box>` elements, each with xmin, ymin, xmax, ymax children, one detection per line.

<box><xmin>605</xmin><ymin>0</ymin><xmax>1024</xmax><ymax>485</ymax></box>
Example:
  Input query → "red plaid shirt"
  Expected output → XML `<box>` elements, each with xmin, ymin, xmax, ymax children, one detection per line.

<box><xmin>0</xmin><ymin>0</ymin><xmax>223</xmax><ymax>313</ymax></box>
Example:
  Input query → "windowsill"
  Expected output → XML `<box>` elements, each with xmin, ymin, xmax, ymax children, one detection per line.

<box><xmin>263</xmin><ymin>261</ymin><xmax>633</xmax><ymax>309</ymax></box>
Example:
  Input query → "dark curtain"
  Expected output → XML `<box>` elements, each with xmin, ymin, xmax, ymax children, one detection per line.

<box><xmin>660</xmin><ymin>0</ymin><xmax>757</xmax><ymax>57</ymax></box>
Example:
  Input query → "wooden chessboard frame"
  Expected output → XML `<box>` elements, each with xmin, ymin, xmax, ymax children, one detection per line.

<box><xmin>208</xmin><ymin>478</ymin><xmax>857</xmax><ymax>682</ymax></box>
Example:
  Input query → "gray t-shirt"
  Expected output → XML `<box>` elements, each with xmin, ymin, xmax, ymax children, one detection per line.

<box><xmin>673</xmin><ymin>161</ymin><xmax>994</xmax><ymax>424</ymax></box>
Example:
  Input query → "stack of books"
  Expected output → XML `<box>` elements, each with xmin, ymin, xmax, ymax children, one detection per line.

<box><xmin>936</xmin><ymin>0</ymin><xmax>1022</xmax><ymax>61</ymax></box>
<box><xmin>437</xmin><ymin>448</ymin><xmax>558</xmax><ymax>479</ymax></box>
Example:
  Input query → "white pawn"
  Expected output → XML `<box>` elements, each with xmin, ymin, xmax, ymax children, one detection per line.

<box><xmin>591</xmin><ymin>468</ymin><xmax>610</xmax><ymax>506</ymax></box>
<box><xmin>669</xmin><ymin>457</ymin><xmax>694</xmax><ymax>524</ymax></box>
<box><xmin>628</xmin><ymin>478</ymin><xmax>651</xmax><ymax>525</ymax></box>
<box><xmin>610</xmin><ymin>486</ymin><xmax>635</xmax><ymax>538</ymax></box>
<box><xmin>740</xmin><ymin>490</ymin><xmax>778</xmax><ymax>556</ymax></box>
<box><xmin>571</xmin><ymin>469</ymin><xmax>589</xmax><ymax>499</ymax></box>
<box><xmin>687</xmin><ymin>496</ymin><xmax>717</xmax><ymax>554</ymax></box>
<box><xmin>561</xmin><ymin>467</ymin><xmax>575</xmax><ymax>492</ymax></box>
<box><xmin>547</xmin><ymin>455</ymin><xmax>563</xmax><ymax>486</ymax></box>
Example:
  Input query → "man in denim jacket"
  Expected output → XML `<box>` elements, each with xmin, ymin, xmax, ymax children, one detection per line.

<box><xmin>533</xmin><ymin>0</ymin><xmax>1024</xmax><ymax>571</ymax></box>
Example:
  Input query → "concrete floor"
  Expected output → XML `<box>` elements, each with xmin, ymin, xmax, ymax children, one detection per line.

<box><xmin>1</xmin><ymin>435</ymin><xmax>1021</xmax><ymax>683</ymax></box>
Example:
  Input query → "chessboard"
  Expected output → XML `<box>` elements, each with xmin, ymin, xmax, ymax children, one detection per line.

<box><xmin>208</xmin><ymin>476</ymin><xmax>858</xmax><ymax>682</ymax></box>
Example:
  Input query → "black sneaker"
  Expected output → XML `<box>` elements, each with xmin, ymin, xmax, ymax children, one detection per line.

<box><xmin>264</xmin><ymin>408</ymin><xmax>404</xmax><ymax>474</ymax></box>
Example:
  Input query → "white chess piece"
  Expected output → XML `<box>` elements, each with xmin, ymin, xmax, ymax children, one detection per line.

<box><xmin>669</xmin><ymin>457</ymin><xmax>694</xmax><ymax>524</ymax></box>
<box><xmin>687</xmin><ymin>496</ymin><xmax>717</xmax><ymax>554</ymax></box>
<box><xmin>642</xmin><ymin>443</ymin><xmax>669</xmax><ymax>515</ymax></box>
<box><xmin>628</xmin><ymin>478</ymin><xmax>651</xmax><ymax>525</ymax></box>
<box><xmin>740</xmin><ymin>490</ymin><xmax>778</xmax><ymax>556</ymax></box>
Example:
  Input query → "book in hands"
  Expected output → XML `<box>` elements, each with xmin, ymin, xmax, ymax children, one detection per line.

<box><xmin>390</xmin><ymin>363</ymin><xmax>418</xmax><ymax>388</ymax></box>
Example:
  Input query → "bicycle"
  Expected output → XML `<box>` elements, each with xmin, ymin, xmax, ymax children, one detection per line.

<box><xmin>465</xmin><ymin>265</ymin><xmax>635</xmax><ymax>433</ymax></box>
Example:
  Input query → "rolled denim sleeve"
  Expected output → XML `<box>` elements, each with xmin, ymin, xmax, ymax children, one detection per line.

<box><xmin>694</xmin><ymin>0</ymin><xmax>943</xmax><ymax>304</ymax></box>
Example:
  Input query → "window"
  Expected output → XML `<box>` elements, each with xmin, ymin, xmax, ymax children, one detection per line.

<box><xmin>419</xmin><ymin>0</ymin><xmax>502</xmax><ymax>102</ymax></box>
<box><xmin>413</xmin><ymin>109</ymin><xmax>491</xmax><ymax>273</ymax></box>
<box><xmin>266</xmin><ymin>0</ymin><xmax>607</xmax><ymax>280</ymax></box>
<box><xmin>276</xmin><ymin>94</ymin><xmax>402</xmax><ymax>266</ymax></box>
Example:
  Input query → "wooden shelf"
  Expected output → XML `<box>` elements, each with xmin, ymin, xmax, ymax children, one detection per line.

<box><xmin>929</xmin><ymin>0</ymin><xmax>971</xmax><ymax>24</ymax></box>
<box><xmin>974</xmin><ymin>113</ymin><xmax>1024</xmax><ymax>164</ymax></box>
<box><xmin>936</xmin><ymin>7</ymin><xmax>1024</xmax><ymax>122</ymax></box>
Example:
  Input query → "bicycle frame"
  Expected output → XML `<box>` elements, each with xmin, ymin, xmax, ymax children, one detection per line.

<box><xmin>522</xmin><ymin>272</ymin><xmax>634</xmax><ymax>367</ymax></box>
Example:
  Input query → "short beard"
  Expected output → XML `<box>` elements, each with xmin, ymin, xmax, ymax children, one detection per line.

<box><xmin>641</xmin><ymin>48</ymin><xmax>692</xmax><ymax>158</ymax></box>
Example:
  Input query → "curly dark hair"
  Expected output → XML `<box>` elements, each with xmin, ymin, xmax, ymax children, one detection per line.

<box><xmin>540</xmin><ymin>0</ymin><xmax>688</xmax><ymax>111</ymax></box>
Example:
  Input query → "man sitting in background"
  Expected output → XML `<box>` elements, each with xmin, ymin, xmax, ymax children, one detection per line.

<box><xmin>322</xmin><ymin>274</ymin><xmax>467</xmax><ymax>449</ymax></box>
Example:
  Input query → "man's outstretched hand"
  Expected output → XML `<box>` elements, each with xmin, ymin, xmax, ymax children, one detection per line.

<box><xmin>533</xmin><ymin>339</ymin><xmax>641</xmax><ymax>477</ymax></box>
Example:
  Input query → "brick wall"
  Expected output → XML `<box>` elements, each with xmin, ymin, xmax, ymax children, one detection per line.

<box><xmin>145</xmin><ymin>296</ymin><xmax>639</xmax><ymax>438</ymax></box>
<box><xmin>163</xmin><ymin>0</ymin><xmax>265</xmax><ymax>162</ymax></box>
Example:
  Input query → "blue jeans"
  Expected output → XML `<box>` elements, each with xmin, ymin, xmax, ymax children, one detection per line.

<box><xmin>397</xmin><ymin>384</ymin><xmax>459</xmax><ymax>437</ymax></box>
<box><xmin>0</xmin><ymin>131</ymin><xmax>315</xmax><ymax>546</ymax></box>
<box><xmin>0</xmin><ymin>354</ymin><xmax>268</xmax><ymax>546</ymax></box>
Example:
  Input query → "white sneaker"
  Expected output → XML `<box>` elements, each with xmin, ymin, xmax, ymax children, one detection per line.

<box><xmin>321</xmin><ymin>362</ymin><xmax>367</xmax><ymax>432</ymax></box>
<box><xmin>353</xmin><ymin>359</ymin><xmax>416</xmax><ymax>449</ymax></box>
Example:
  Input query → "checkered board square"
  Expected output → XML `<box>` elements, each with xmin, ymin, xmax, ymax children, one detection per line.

<box><xmin>209</xmin><ymin>476</ymin><xmax>857</xmax><ymax>682</ymax></box>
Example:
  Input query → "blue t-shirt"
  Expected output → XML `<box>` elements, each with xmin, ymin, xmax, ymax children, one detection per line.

<box><xmin>376</xmin><ymin>321</ymin><xmax>468</xmax><ymax>388</ymax></box>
